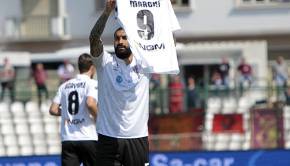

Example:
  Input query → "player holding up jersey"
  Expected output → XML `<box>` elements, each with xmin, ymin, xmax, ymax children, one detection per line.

<box><xmin>49</xmin><ymin>53</ymin><xmax>98</xmax><ymax>166</ymax></box>
<box><xmin>89</xmin><ymin>0</ymin><xmax>180</xmax><ymax>165</ymax></box>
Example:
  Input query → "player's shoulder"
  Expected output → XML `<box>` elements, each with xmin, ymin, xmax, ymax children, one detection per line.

<box><xmin>87</xmin><ymin>79</ymin><xmax>98</xmax><ymax>87</ymax></box>
<box><xmin>90</xmin><ymin>79</ymin><xmax>98</xmax><ymax>84</ymax></box>
<box><xmin>60</xmin><ymin>78</ymin><xmax>77</xmax><ymax>87</ymax></box>
<box><xmin>101</xmin><ymin>50</ymin><xmax>114</xmax><ymax>59</ymax></box>
<box><xmin>66</xmin><ymin>77</ymin><xmax>77</xmax><ymax>83</ymax></box>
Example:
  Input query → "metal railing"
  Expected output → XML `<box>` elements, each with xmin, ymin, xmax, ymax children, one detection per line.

<box><xmin>5</xmin><ymin>15</ymin><xmax>70</xmax><ymax>40</ymax></box>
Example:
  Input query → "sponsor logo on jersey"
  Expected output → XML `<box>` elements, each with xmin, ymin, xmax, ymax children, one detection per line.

<box><xmin>134</xmin><ymin>40</ymin><xmax>165</xmax><ymax>51</ymax></box>
<box><xmin>64</xmin><ymin>82</ymin><xmax>86</xmax><ymax>89</ymax></box>
<box><xmin>130</xmin><ymin>0</ymin><xmax>160</xmax><ymax>8</ymax></box>
<box><xmin>65</xmin><ymin>118</ymin><xmax>85</xmax><ymax>125</ymax></box>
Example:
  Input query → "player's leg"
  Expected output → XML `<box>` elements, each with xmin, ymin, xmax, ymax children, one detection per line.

<box><xmin>123</xmin><ymin>137</ymin><xmax>149</xmax><ymax>166</ymax></box>
<box><xmin>215</xmin><ymin>79</ymin><xmax>222</xmax><ymax>96</ymax></box>
<box><xmin>0</xmin><ymin>82</ymin><xmax>6</xmax><ymax>101</ymax></box>
<box><xmin>275</xmin><ymin>75</ymin><xmax>282</xmax><ymax>87</ymax></box>
<box><xmin>282</xmin><ymin>75</ymin><xmax>289</xmax><ymax>87</ymax></box>
<box><xmin>62</xmin><ymin>141</ymin><xmax>81</xmax><ymax>166</ymax></box>
<box><xmin>37</xmin><ymin>84</ymin><xmax>42</xmax><ymax>106</ymax></box>
<box><xmin>170</xmin><ymin>102</ymin><xmax>175</xmax><ymax>113</ymax></box>
<box><xmin>177</xmin><ymin>101</ymin><xmax>182</xmax><ymax>113</ymax></box>
<box><xmin>96</xmin><ymin>134</ymin><xmax>123</xmax><ymax>166</ymax></box>
<box><xmin>8</xmin><ymin>81</ymin><xmax>14</xmax><ymax>102</ymax></box>
<box><xmin>247</xmin><ymin>75</ymin><xmax>253</xmax><ymax>87</ymax></box>
<box><xmin>79</xmin><ymin>141</ymin><xmax>98</xmax><ymax>166</ymax></box>
<box><xmin>224</xmin><ymin>76</ymin><xmax>230</xmax><ymax>96</ymax></box>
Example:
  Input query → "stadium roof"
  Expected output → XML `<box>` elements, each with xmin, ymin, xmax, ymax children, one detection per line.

<box><xmin>0</xmin><ymin>52</ymin><xmax>31</xmax><ymax>66</ymax></box>
<box><xmin>30</xmin><ymin>45</ymin><xmax>115</xmax><ymax>63</ymax></box>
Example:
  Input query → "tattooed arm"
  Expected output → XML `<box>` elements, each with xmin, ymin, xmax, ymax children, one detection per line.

<box><xmin>89</xmin><ymin>0</ymin><xmax>116</xmax><ymax>57</ymax></box>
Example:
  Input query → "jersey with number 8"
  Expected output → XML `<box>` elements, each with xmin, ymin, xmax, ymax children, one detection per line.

<box><xmin>53</xmin><ymin>74</ymin><xmax>98</xmax><ymax>142</ymax></box>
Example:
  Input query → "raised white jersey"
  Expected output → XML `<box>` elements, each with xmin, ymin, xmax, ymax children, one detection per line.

<box><xmin>53</xmin><ymin>74</ymin><xmax>98</xmax><ymax>142</ymax></box>
<box><xmin>116</xmin><ymin>0</ymin><xmax>181</xmax><ymax>74</ymax></box>
<box><xmin>91</xmin><ymin>51</ymin><xmax>150</xmax><ymax>138</ymax></box>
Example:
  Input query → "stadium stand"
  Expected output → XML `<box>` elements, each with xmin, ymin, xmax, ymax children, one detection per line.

<box><xmin>237</xmin><ymin>96</ymin><xmax>252</xmax><ymax>113</ymax></box>
<box><xmin>222</xmin><ymin>97</ymin><xmax>237</xmax><ymax>114</ymax></box>
<box><xmin>207</xmin><ymin>97</ymin><xmax>222</xmax><ymax>113</ymax></box>
<box><xmin>0</xmin><ymin>83</ymin><xmax>289</xmax><ymax>156</ymax></box>
<box><xmin>6</xmin><ymin>145</ymin><xmax>19</xmax><ymax>156</ymax></box>
<box><xmin>0</xmin><ymin>144</ymin><xmax>6</xmax><ymax>156</ymax></box>
<box><xmin>15</xmin><ymin>123</ymin><xmax>30</xmax><ymax>135</ymax></box>
<box><xmin>20</xmin><ymin>144</ymin><xmax>34</xmax><ymax>156</ymax></box>
<box><xmin>1</xmin><ymin>123</ymin><xmax>15</xmax><ymax>136</ymax></box>
<box><xmin>33</xmin><ymin>134</ymin><xmax>47</xmax><ymax>155</ymax></box>
<box><xmin>0</xmin><ymin>99</ymin><xmax>63</xmax><ymax>156</ymax></box>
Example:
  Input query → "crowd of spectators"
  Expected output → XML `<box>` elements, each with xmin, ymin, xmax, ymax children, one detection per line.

<box><xmin>165</xmin><ymin>56</ymin><xmax>289</xmax><ymax>112</ymax></box>
<box><xmin>0</xmin><ymin>58</ymin><xmax>75</xmax><ymax>105</ymax></box>
<box><xmin>1</xmin><ymin>56</ymin><xmax>289</xmax><ymax>109</ymax></box>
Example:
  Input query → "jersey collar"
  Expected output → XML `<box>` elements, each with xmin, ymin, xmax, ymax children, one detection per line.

<box><xmin>76</xmin><ymin>74</ymin><xmax>91</xmax><ymax>80</ymax></box>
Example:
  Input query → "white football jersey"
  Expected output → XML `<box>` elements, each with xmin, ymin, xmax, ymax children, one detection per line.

<box><xmin>91</xmin><ymin>51</ymin><xmax>150</xmax><ymax>138</ymax></box>
<box><xmin>116</xmin><ymin>0</ymin><xmax>181</xmax><ymax>74</ymax></box>
<box><xmin>53</xmin><ymin>74</ymin><xmax>98</xmax><ymax>142</ymax></box>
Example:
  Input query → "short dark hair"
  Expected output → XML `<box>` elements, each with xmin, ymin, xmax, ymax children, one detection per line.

<box><xmin>114</xmin><ymin>27</ymin><xmax>124</xmax><ymax>37</ymax></box>
<box><xmin>78</xmin><ymin>53</ymin><xmax>94</xmax><ymax>73</ymax></box>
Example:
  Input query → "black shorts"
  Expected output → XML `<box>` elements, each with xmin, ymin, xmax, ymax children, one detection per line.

<box><xmin>62</xmin><ymin>141</ymin><xmax>97</xmax><ymax>166</ymax></box>
<box><xmin>96</xmin><ymin>134</ymin><xmax>149</xmax><ymax>166</ymax></box>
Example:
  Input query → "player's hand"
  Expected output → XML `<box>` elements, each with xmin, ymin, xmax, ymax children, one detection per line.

<box><xmin>105</xmin><ymin>0</ymin><xmax>116</xmax><ymax>14</ymax></box>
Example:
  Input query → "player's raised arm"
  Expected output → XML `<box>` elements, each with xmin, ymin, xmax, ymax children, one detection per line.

<box><xmin>89</xmin><ymin>0</ymin><xmax>116</xmax><ymax>57</ymax></box>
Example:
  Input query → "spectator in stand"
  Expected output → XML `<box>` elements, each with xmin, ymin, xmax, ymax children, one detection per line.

<box><xmin>272</xmin><ymin>56</ymin><xmax>290</xmax><ymax>87</ymax></box>
<box><xmin>237</xmin><ymin>58</ymin><xmax>254</xmax><ymax>93</ymax></box>
<box><xmin>211</xmin><ymin>69</ymin><xmax>221</xmax><ymax>96</ymax></box>
<box><xmin>169</xmin><ymin>75</ymin><xmax>184</xmax><ymax>113</ymax></box>
<box><xmin>284</xmin><ymin>87</ymin><xmax>290</xmax><ymax>105</ymax></box>
<box><xmin>57</xmin><ymin>59</ymin><xmax>75</xmax><ymax>84</ymax></box>
<box><xmin>216</xmin><ymin>56</ymin><xmax>230</xmax><ymax>96</ymax></box>
<box><xmin>31</xmin><ymin>63</ymin><xmax>49</xmax><ymax>106</ymax></box>
<box><xmin>0</xmin><ymin>58</ymin><xmax>15</xmax><ymax>102</ymax></box>
<box><xmin>186</xmin><ymin>76</ymin><xmax>198</xmax><ymax>110</ymax></box>
<box><xmin>150</xmin><ymin>74</ymin><xmax>160</xmax><ymax>90</ymax></box>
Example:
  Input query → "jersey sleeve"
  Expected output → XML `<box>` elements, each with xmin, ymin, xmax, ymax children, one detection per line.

<box><xmin>167</xmin><ymin>0</ymin><xmax>181</xmax><ymax>32</ymax></box>
<box><xmin>86</xmin><ymin>80</ymin><xmax>98</xmax><ymax>103</ymax></box>
<box><xmin>90</xmin><ymin>49</ymin><xmax>111</xmax><ymax>70</ymax></box>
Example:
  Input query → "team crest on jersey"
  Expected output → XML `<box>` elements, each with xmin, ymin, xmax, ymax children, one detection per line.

<box><xmin>116</xmin><ymin>75</ymin><xmax>123</xmax><ymax>83</ymax></box>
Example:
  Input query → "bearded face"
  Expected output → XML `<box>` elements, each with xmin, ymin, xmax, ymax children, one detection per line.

<box><xmin>114</xmin><ymin>29</ymin><xmax>132</xmax><ymax>59</ymax></box>
<box><xmin>115</xmin><ymin>43</ymin><xmax>132</xmax><ymax>59</ymax></box>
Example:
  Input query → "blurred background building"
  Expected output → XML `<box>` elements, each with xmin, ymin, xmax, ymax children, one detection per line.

<box><xmin>0</xmin><ymin>0</ymin><xmax>290</xmax><ymax>162</ymax></box>
<box><xmin>0</xmin><ymin>0</ymin><xmax>289</xmax><ymax>92</ymax></box>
